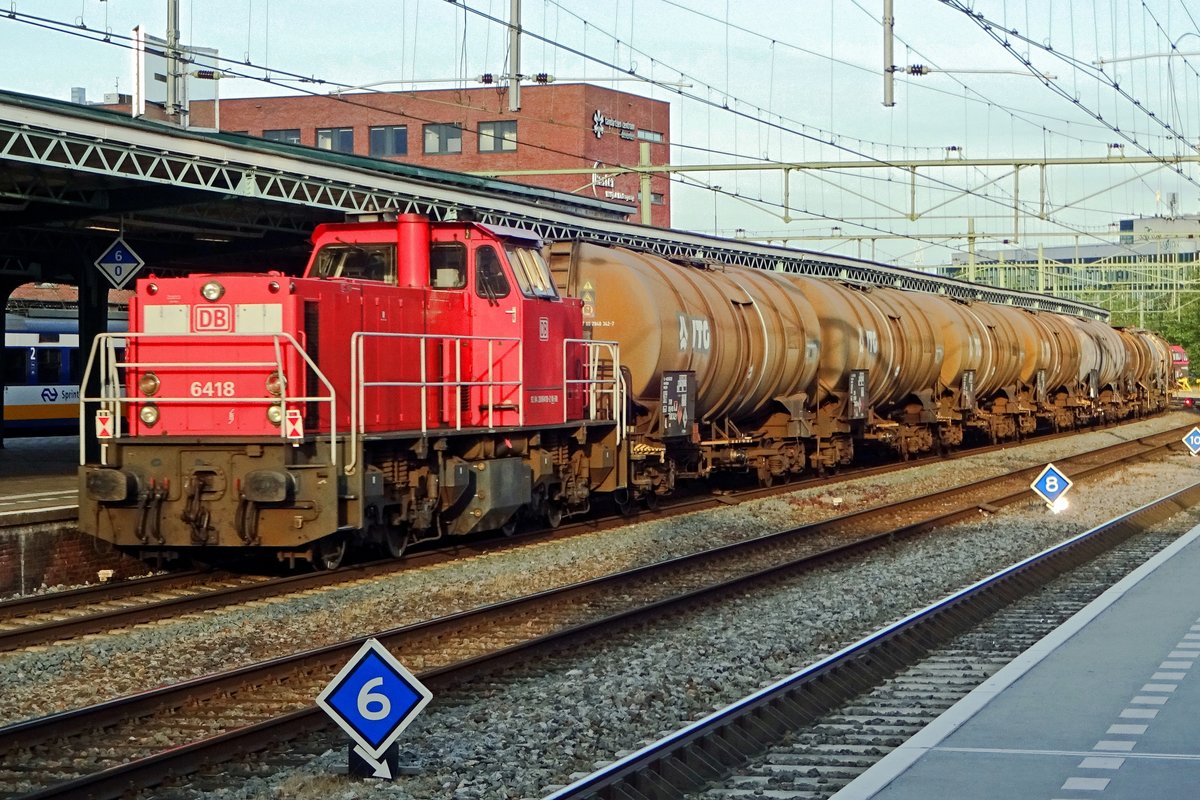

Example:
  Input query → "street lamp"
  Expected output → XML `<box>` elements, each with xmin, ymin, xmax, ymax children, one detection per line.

<box><xmin>712</xmin><ymin>186</ymin><xmax>722</xmax><ymax>235</ymax></box>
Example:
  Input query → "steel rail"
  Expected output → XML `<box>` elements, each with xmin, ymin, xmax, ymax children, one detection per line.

<box><xmin>544</xmin><ymin>482</ymin><xmax>1200</xmax><ymax>800</ymax></box>
<box><xmin>0</xmin><ymin>420</ymin><xmax>1191</xmax><ymax>653</ymax></box>
<box><xmin>3</xmin><ymin>430</ymin><xmax>1186</xmax><ymax>798</ymax></box>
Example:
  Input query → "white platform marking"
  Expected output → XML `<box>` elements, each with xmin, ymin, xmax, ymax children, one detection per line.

<box><xmin>1061</xmin><ymin>777</ymin><xmax>1110</xmax><ymax>791</ymax></box>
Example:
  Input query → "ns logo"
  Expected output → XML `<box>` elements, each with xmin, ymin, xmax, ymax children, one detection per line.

<box><xmin>678</xmin><ymin>315</ymin><xmax>712</xmax><ymax>353</ymax></box>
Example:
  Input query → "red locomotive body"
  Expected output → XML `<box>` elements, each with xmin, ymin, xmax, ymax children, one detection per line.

<box><xmin>80</xmin><ymin>215</ymin><xmax>624</xmax><ymax>566</ymax></box>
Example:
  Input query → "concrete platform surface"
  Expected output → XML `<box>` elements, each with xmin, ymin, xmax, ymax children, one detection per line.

<box><xmin>834</xmin><ymin>522</ymin><xmax>1200</xmax><ymax>800</ymax></box>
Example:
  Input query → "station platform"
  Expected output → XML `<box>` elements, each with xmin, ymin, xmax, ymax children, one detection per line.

<box><xmin>0</xmin><ymin>435</ymin><xmax>77</xmax><ymax>519</ymax></box>
<box><xmin>834</xmin><ymin>522</ymin><xmax>1200</xmax><ymax>799</ymax></box>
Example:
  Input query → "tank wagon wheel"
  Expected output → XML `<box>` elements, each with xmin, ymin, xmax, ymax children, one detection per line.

<box><xmin>756</xmin><ymin>465</ymin><xmax>774</xmax><ymax>488</ymax></box>
<box><xmin>614</xmin><ymin>488</ymin><xmax>637</xmax><ymax>517</ymax></box>
<box><xmin>644</xmin><ymin>491</ymin><xmax>659</xmax><ymax>512</ymax></box>
<box><xmin>315</xmin><ymin>534</ymin><xmax>347</xmax><ymax>571</ymax></box>
<box><xmin>385</xmin><ymin>527</ymin><xmax>411</xmax><ymax>559</ymax></box>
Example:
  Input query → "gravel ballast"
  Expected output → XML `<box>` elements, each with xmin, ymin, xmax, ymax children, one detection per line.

<box><xmin>4</xmin><ymin>413</ymin><xmax>1199</xmax><ymax>798</ymax></box>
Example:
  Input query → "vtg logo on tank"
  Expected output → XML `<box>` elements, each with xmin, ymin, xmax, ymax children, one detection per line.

<box><xmin>677</xmin><ymin>314</ymin><xmax>711</xmax><ymax>352</ymax></box>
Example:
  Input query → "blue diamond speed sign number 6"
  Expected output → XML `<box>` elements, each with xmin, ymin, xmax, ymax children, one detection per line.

<box><xmin>1184</xmin><ymin>427</ymin><xmax>1200</xmax><ymax>456</ymax></box>
<box><xmin>316</xmin><ymin>638</ymin><xmax>432</xmax><ymax>760</ymax></box>
<box><xmin>1030</xmin><ymin>463</ymin><xmax>1073</xmax><ymax>506</ymax></box>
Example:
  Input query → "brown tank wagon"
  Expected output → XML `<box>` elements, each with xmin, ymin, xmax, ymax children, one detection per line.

<box><xmin>548</xmin><ymin>240</ymin><xmax>1172</xmax><ymax>495</ymax></box>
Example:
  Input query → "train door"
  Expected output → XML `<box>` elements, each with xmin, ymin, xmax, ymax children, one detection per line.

<box><xmin>468</xmin><ymin>243</ymin><xmax>523</xmax><ymax>427</ymax></box>
<box><xmin>505</xmin><ymin>243</ymin><xmax>579</xmax><ymax>426</ymax></box>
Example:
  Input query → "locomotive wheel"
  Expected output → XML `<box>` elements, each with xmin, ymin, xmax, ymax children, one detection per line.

<box><xmin>501</xmin><ymin>516</ymin><xmax>519</xmax><ymax>537</ymax></box>
<box><xmin>385</xmin><ymin>527</ymin><xmax>410</xmax><ymax>559</ymax></box>
<box><xmin>315</xmin><ymin>535</ymin><xmax>347</xmax><ymax>570</ymax></box>
<box><xmin>545</xmin><ymin>503</ymin><xmax>563</xmax><ymax>529</ymax></box>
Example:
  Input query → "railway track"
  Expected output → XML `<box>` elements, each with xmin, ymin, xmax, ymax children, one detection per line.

<box><xmin>0</xmin><ymin>419</ymin><xmax>1192</xmax><ymax>653</ymax></box>
<box><xmin>545</xmin><ymin>488</ymin><xmax>1200</xmax><ymax>800</ymax></box>
<box><xmin>0</xmin><ymin>424</ymin><xmax>1192</xmax><ymax>798</ymax></box>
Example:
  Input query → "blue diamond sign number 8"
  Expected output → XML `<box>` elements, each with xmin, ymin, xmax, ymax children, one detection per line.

<box><xmin>316</xmin><ymin>638</ymin><xmax>432</xmax><ymax>761</ymax></box>
<box><xmin>1030</xmin><ymin>463</ymin><xmax>1073</xmax><ymax>506</ymax></box>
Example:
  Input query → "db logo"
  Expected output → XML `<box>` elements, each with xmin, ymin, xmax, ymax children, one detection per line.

<box><xmin>193</xmin><ymin>305</ymin><xmax>233</xmax><ymax>332</ymax></box>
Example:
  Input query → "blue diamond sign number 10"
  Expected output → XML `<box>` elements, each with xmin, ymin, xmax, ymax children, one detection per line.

<box><xmin>1183</xmin><ymin>427</ymin><xmax>1200</xmax><ymax>456</ymax></box>
<box><xmin>316</xmin><ymin>638</ymin><xmax>432</xmax><ymax>778</ymax></box>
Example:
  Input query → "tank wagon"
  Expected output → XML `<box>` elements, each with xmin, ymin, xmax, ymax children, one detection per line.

<box><xmin>78</xmin><ymin>215</ymin><xmax>1171</xmax><ymax>567</ymax></box>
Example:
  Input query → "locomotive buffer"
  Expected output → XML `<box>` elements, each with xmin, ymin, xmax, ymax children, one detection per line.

<box><xmin>316</xmin><ymin>638</ymin><xmax>433</xmax><ymax>780</ymax></box>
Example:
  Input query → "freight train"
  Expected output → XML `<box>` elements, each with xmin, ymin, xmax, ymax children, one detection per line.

<box><xmin>78</xmin><ymin>215</ymin><xmax>1172</xmax><ymax>568</ymax></box>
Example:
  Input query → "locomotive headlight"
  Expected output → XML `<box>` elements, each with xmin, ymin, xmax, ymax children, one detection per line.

<box><xmin>266</xmin><ymin>371</ymin><xmax>284</xmax><ymax>397</ymax></box>
<box><xmin>138</xmin><ymin>372</ymin><xmax>160</xmax><ymax>396</ymax></box>
<box><xmin>200</xmin><ymin>280</ymin><xmax>225</xmax><ymax>302</ymax></box>
<box><xmin>139</xmin><ymin>404</ymin><xmax>160</xmax><ymax>427</ymax></box>
<box><xmin>266</xmin><ymin>404</ymin><xmax>284</xmax><ymax>425</ymax></box>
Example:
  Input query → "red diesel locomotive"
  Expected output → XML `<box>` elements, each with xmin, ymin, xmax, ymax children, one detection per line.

<box><xmin>79</xmin><ymin>214</ymin><xmax>1170</xmax><ymax>567</ymax></box>
<box><xmin>80</xmin><ymin>215</ymin><xmax>624</xmax><ymax>568</ymax></box>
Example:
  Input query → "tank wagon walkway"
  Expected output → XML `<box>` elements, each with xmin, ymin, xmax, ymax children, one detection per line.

<box><xmin>834</xmin><ymin>521</ymin><xmax>1200</xmax><ymax>800</ymax></box>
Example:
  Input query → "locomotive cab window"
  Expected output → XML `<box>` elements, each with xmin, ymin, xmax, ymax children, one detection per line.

<box><xmin>505</xmin><ymin>244</ymin><xmax>558</xmax><ymax>299</ymax></box>
<box><xmin>475</xmin><ymin>245</ymin><xmax>511</xmax><ymax>300</ymax></box>
<box><xmin>312</xmin><ymin>243</ymin><xmax>396</xmax><ymax>284</ymax></box>
<box><xmin>430</xmin><ymin>242</ymin><xmax>467</xmax><ymax>289</ymax></box>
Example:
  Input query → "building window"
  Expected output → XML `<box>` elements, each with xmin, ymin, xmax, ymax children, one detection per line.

<box><xmin>479</xmin><ymin>120</ymin><xmax>517</xmax><ymax>153</ymax></box>
<box><xmin>369</xmin><ymin>126</ymin><xmax>408</xmax><ymax>157</ymax></box>
<box><xmin>637</xmin><ymin>129</ymin><xmax>664</xmax><ymax>143</ymax></box>
<box><xmin>637</xmin><ymin>192</ymin><xmax>666</xmax><ymax>206</ymax></box>
<box><xmin>424</xmin><ymin>123</ymin><xmax>463</xmax><ymax>155</ymax></box>
<box><xmin>263</xmin><ymin>128</ymin><xmax>301</xmax><ymax>144</ymax></box>
<box><xmin>317</xmin><ymin>127</ymin><xmax>354</xmax><ymax>153</ymax></box>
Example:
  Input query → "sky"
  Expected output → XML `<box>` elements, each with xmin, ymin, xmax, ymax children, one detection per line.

<box><xmin>2</xmin><ymin>0</ymin><xmax>1199</xmax><ymax>268</ymax></box>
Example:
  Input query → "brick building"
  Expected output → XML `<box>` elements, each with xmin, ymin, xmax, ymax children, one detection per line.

<box><xmin>193</xmin><ymin>83</ymin><xmax>672</xmax><ymax>227</ymax></box>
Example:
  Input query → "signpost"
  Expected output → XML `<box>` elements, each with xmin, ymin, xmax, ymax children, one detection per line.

<box><xmin>1183</xmin><ymin>426</ymin><xmax>1200</xmax><ymax>456</ymax></box>
<box><xmin>1030</xmin><ymin>463</ymin><xmax>1073</xmax><ymax>510</ymax></box>
<box><xmin>94</xmin><ymin>237</ymin><xmax>144</xmax><ymax>290</ymax></box>
<box><xmin>316</xmin><ymin>638</ymin><xmax>432</xmax><ymax>780</ymax></box>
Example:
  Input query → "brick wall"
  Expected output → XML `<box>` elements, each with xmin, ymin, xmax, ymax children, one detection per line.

<box><xmin>197</xmin><ymin>83</ymin><xmax>673</xmax><ymax>227</ymax></box>
<box><xmin>0</xmin><ymin>524</ymin><xmax>147</xmax><ymax>596</ymax></box>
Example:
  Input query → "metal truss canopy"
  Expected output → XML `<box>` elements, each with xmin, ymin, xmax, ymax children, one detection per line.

<box><xmin>0</xmin><ymin>88</ymin><xmax>1108</xmax><ymax>321</ymax></box>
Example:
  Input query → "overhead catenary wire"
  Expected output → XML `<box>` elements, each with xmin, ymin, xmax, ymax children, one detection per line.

<box><xmin>3</xmin><ymin>3</ymin><xmax>1183</xmax><ymax>264</ymax></box>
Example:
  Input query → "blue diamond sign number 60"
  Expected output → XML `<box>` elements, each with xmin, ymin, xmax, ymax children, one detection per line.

<box><xmin>94</xmin><ymin>237</ymin><xmax>144</xmax><ymax>290</ymax></box>
<box><xmin>316</xmin><ymin>638</ymin><xmax>432</xmax><ymax>761</ymax></box>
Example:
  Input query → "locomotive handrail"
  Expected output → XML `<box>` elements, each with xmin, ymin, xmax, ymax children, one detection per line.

<box><xmin>78</xmin><ymin>332</ymin><xmax>338</xmax><ymax>467</ymax></box>
<box><xmin>562</xmin><ymin>338</ymin><xmax>624</xmax><ymax>445</ymax></box>
<box><xmin>347</xmin><ymin>331</ymin><xmax>523</xmax><ymax>475</ymax></box>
